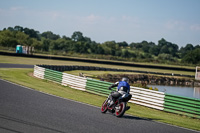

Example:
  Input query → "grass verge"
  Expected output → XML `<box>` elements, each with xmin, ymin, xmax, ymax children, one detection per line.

<box><xmin>0</xmin><ymin>68</ymin><xmax>199</xmax><ymax>131</ymax></box>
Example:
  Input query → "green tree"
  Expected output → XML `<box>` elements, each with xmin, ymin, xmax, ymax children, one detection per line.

<box><xmin>41</xmin><ymin>31</ymin><xmax>60</xmax><ymax>40</ymax></box>
<box><xmin>149</xmin><ymin>46</ymin><xmax>159</xmax><ymax>56</ymax></box>
<box><xmin>0</xmin><ymin>30</ymin><xmax>18</xmax><ymax>47</ymax></box>
<box><xmin>158</xmin><ymin>38</ymin><xmax>179</xmax><ymax>56</ymax></box>
<box><xmin>96</xmin><ymin>45</ymin><xmax>104</xmax><ymax>54</ymax></box>
<box><xmin>158</xmin><ymin>53</ymin><xmax>174</xmax><ymax>61</ymax></box>
<box><xmin>182</xmin><ymin>48</ymin><xmax>200</xmax><ymax>64</ymax></box>
<box><xmin>84</xmin><ymin>37</ymin><xmax>92</xmax><ymax>43</ymax></box>
<box><xmin>32</xmin><ymin>39</ymin><xmax>42</xmax><ymax>51</ymax></box>
<box><xmin>179</xmin><ymin>44</ymin><xmax>194</xmax><ymax>58</ymax></box>
<box><xmin>130</xmin><ymin>42</ymin><xmax>142</xmax><ymax>49</ymax></box>
<box><xmin>7</xmin><ymin>27</ymin><xmax>14</xmax><ymax>31</ymax></box>
<box><xmin>23</xmin><ymin>27</ymin><xmax>40</xmax><ymax>40</ymax></box>
<box><xmin>160</xmin><ymin>45</ymin><xmax>169</xmax><ymax>54</ymax></box>
<box><xmin>62</xmin><ymin>35</ymin><xmax>71</xmax><ymax>40</ymax></box>
<box><xmin>141</xmin><ymin>41</ymin><xmax>150</xmax><ymax>53</ymax></box>
<box><xmin>195</xmin><ymin>45</ymin><xmax>200</xmax><ymax>49</ymax></box>
<box><xmin>41</xmin><ymin>38</ymin><xmax>51</xmax><ymax>51</ymax></box>
<box><xmin>158</xmin><ymin>38</ymin><xmax>167</xmax><ymax>48</ymax></box>
<box><xmin>16</xmin><ymin>31</ymin><xmax>29</xmax><ymax>45</ymax></box>
<box><xmin>117</xmin><ymin>41</ymin><xmax>128</xmax><ymax>47</ymax></box>
<box><xmin>168</xmin><ymin>43</ymin><xmax>179</xmax><ymax>56</ymax></box>
<box><xmin>101</xmin><ymin>41</ymin><xmax>118</xmax><ymax>55</ymax></box>
<box><xmin>14</xmin><ymin>25</ymin><xmax>24</xmax><ymax>32</ymax></box>
<box><xmin>71</xmin><ymin>31</ymin><xmax>85</xmax><ymax>42</ymax></box>
<box><xmin>121</xmin><ymin>49</ymin><xmax>130</xmax><ymax>58</ymax></box>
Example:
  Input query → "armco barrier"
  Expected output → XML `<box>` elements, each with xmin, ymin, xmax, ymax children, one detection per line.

<box><xmin>33</xmin><ymin>65</ymin><xmax>45</xmax><ymax>79</ymax></box>
<box><xmin>164</xmin><ymin>94</ymin><xmax>200</xmax><ymax>118</ymax></box>
<box><xmin>129</xmin><ymin>87</ymin><xmax>165</xmax><ymax>110</ymax></box>
<box><xmin>62</xmin><ymin>73</ymin><xmax>86</xmax><ymax>91</ymax></box>
<box><xmin>86</xmin><ymin>78</ymin><xmax>115</xmax><ymax>97</ymax></box>
<box><xmin>33</xmin><ymin>65</ymin><xmax>200</xmax><ymax>118</ymax></box>
<box><xmin>44</xmin><ymin>68</ymin><xmax>63</xmax><ymax>84</ymax></box>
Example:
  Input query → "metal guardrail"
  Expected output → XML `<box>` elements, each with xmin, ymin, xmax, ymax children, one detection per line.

<box><xmin>44</xmin><ymin>69</ymin><xmax>63</xmax><ymax>84</ymax></box>
<box><xmin>86</xmin><ymin>78</ymin><xmax>114</xmax><ymax>97</ymax></box>
<box><xmin>62</xmin><ymin>73</ymin><xmax>86</xmax><ymax>91</ymax></box>
<box><xmin>164</xmin><ymin>94</ymin><xmax>200</xmax><ymax>118</ymax></box>
<box><xmin>129</xmin><ymin>87</ymin><xmax>165</xmax><ymax>110</ymax></box>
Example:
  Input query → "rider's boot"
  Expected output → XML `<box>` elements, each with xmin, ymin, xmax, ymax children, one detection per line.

<box><xmin>109</xmin><ymin>98</ymin><xmax>116</xmax><ymax>108</ymax></box>
<box><xmin>126</xmin><ymin>106</ymin><xmax>130</xmax><ymax>111</ymax></box>
<box><xmin>109</xmin><ymin>100</ymin><xmax>114</xmax><ymax>107</ymax></box>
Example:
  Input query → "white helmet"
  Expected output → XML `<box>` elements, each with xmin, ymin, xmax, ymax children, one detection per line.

<box><xmin>122</xmin><ymin>77</ymin><xmax>129</xmax><ymax>83</ymax></box>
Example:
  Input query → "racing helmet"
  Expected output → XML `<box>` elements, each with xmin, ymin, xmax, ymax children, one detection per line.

<box><xmin>122</xmin><ymin>77</ymin><xmax>129</xmax><ymax>83</ymax></box>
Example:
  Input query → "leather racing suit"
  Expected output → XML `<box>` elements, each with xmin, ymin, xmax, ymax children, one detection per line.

<box><xmin>108</xmin><ymin>81</ymin><xmax>130</xmax><ymax>107</ymax></box>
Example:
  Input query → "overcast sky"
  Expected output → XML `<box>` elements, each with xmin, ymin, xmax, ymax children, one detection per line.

<box><xmin>0</xmin><ymin>0</ymin><xmax>200</xmax><ymax>47</ymax></box>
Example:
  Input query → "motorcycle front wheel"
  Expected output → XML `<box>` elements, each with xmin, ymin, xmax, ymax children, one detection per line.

<box><xmin>101</xmin><ymin>99</ymin><xmax>108</xmax><ymax>113</ymax></box>
<box><xmin>115</xmin><ymin>102</ymin><xmax>126</xmax><ymax>117</ymax></box>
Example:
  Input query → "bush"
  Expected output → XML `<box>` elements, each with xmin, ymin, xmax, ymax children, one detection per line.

<box><xmin>154</xmin><ymin>87</ymin><xmax>159</xmax><ymax>91</ymax></box>
<box><xmin>182</xmin><ymin>48</ymin><xmax>200</xmax><ymax>65</ymax></box>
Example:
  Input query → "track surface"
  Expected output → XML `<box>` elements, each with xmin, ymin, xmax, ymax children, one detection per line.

<box><xmin>0</xmin><ymin>63</ymin><xmax>34</xmax><ymax>68</ymax></box>
<box><xmin>0</xmin><ymin>79</ymin><xmax>198</xmax><ymax>133</ymax></box>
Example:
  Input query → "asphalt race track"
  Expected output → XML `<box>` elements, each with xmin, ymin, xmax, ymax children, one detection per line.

<box><xmin>0</xmin><ymin>63</ymin><xmax>34</xmax><ymax>68</ymax></box>
<box><xmin>0</xmin><ymin>79</ymin><xmax>199</xmax><ymax>133</ymax></box>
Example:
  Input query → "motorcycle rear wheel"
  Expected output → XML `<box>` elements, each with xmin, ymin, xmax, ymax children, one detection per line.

<box><xmin>115</xmin><ymin>102</ymin><xmax>126</xmax><ymax>117</ymax></box>
<box><xmin>101</xmin><ymin>99</ymin><xmax>108</xmax><ymax>113</ymax></box>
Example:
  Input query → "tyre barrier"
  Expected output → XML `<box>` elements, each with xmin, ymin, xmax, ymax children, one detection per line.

<box><xmin>33</xmin><ymin>65</ymin><xmax>200</xmax><ymax>118</ymax></box>
<box><xmin>37</xmin><ymin>64</ymin><xmax>194</xmax><ymax>78</ymax></box>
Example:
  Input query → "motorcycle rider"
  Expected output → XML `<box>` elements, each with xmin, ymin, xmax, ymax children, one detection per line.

<box><xmin>108</xmin><ymin>77</ymin><xmax>131</xmax><ymax>109</ymax></box>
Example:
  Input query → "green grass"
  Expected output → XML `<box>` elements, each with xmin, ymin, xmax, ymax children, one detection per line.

<box><xmin>65</xmin><ymin>70</ymin><xmax>193</xmax><ymax>79</ymax></box>
<box><xmin>0</xmin><ymin>55</ymin><xmax>195</xmax><ymax>76</ymax></box>
<box><xmin>65</xmin><ymin>70</ymin><xmax>144</xmax><ymax>79</ymax></box>
<box><xmin>0</xmin><ymin>68</ymin><xmax>199</xmax><ymax>131</ymax></box>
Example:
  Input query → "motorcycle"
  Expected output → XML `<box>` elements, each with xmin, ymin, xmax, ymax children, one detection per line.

<box><xmin>101</xmin><ymin>91</ymin><xmax>132</xmax><ymax>117</ymax></box>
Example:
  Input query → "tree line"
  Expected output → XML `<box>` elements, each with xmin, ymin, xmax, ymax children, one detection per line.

<box><xmin>0</xmin><ymin>25</ymin><xmax>200</xmax><ymax>65</ymax></box>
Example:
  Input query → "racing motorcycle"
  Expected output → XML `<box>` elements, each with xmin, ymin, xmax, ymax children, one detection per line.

<box><xmin>101</xmin><ymin>92</ymin><xmax>132</xmax><ymax>117</ymax></box>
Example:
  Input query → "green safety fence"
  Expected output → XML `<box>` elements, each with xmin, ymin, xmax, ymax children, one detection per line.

<box><xmin>86</xmin><ymin>78</ymin><xmax>116</xmax><ymax>97</ymax></box>
<box><xmin>164</xmin><ymin>94</ymin><xmax>200</xmax><ymax>118</ymax></box>
<box><xmin>44</xmin><ymin>68</ymin><xmax>63</xmax><ymax>84</ymax></box>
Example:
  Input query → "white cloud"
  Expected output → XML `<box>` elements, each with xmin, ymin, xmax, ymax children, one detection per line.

<box><xmin>165</xmin><ymin>20</ymin><xmax>200</xmax><ymax>32</ymax></box>
<box><xmin>85</xmin><ymin>14</ymin><xmax>102</xmax><ymax>22</ymax></box>
<box><xmin>10</xmin><ymin>6</ymin><xmax>24</xmax><ymax>11</ymax></box>
<box><xmin>190</xmin><ymin>24</ymin><xmax>200</xmax><ymax>31</ymax></box>
<box><xmin>165</xmin><ymin>20</ymin><xmax>186</xmax><ymax>31</ymax></box>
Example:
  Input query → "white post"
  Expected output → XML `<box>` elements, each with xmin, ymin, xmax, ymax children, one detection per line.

<box><xmin>195</xmin><ymin>66</ymin><xmax>200</xmax><ymax>80</ymax></box>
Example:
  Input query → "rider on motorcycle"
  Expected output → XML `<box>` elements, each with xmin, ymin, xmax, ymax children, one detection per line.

<box><xmin>108</xmin><ymin>77</ymin><xmax>130</xmax><ymax>108</ymax></box>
